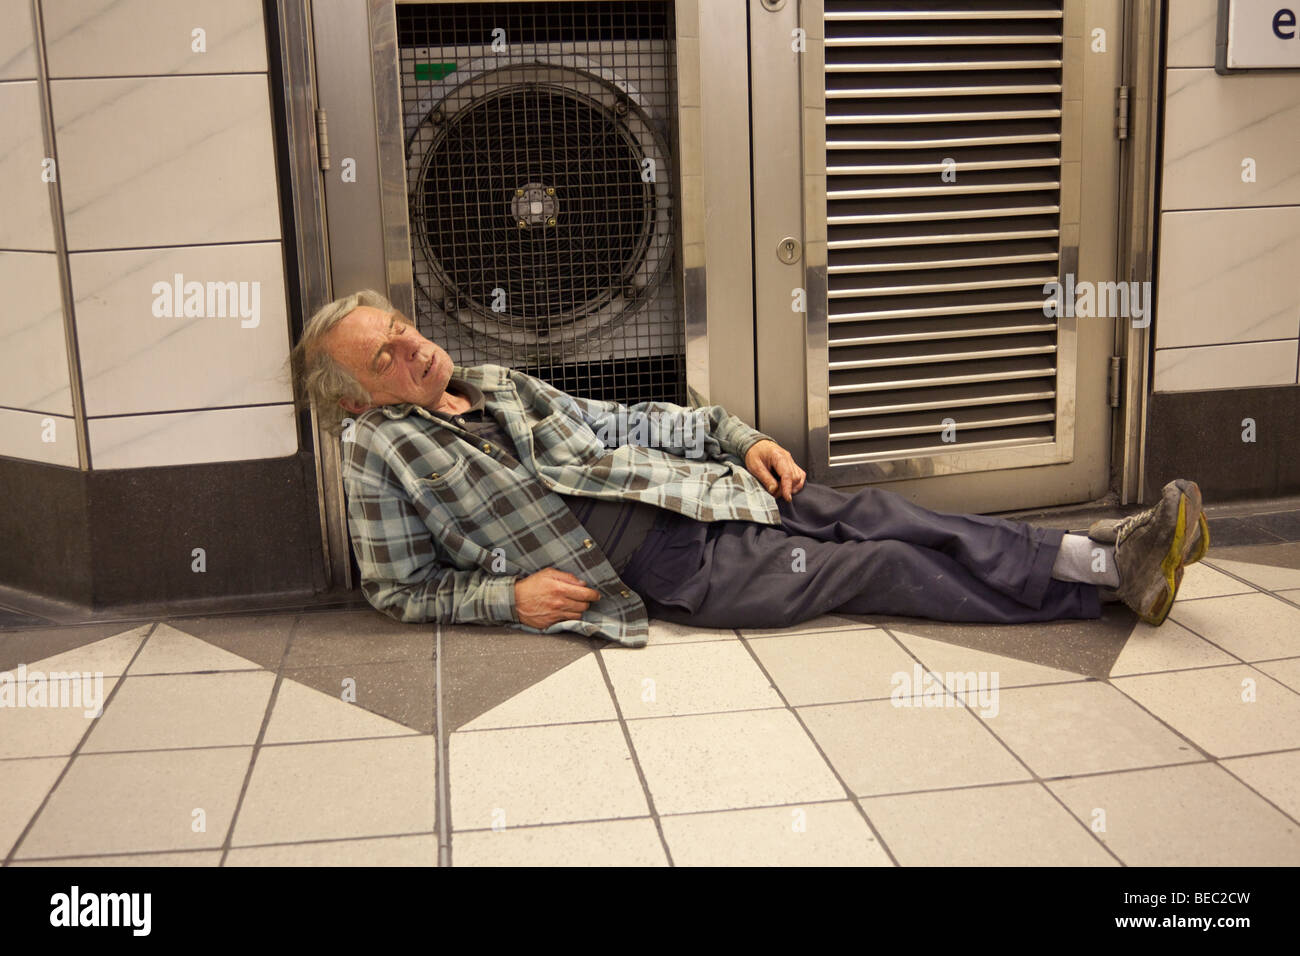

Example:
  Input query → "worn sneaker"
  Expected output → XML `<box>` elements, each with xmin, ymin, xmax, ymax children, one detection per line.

<box><xmin>1088</xmin><ymin>483</ymin><xmax>1209</xmax><ymax>566</ymax></box>
<box><xmin>1101</xmin><ymin>480</ymin><xmax>1202</xmax><ymax>626</ymax></box>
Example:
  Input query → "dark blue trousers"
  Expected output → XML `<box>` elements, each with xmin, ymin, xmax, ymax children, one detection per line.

<box><xmin>619</xmin><ymin>482</ymin><xmax>1102</xmax><ymax>628</ymax></box>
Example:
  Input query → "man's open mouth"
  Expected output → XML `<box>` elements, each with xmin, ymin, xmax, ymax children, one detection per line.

<box><xmin>423</xmin><ymin>355</ymin><xmax>433</xmax><ymax>379</ymax></box>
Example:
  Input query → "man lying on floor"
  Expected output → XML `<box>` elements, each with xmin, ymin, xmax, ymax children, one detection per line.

<box><xmin>290</xmin><ymin>290</ymin><xmax>1209</xmax><ymax>648</ymax></box>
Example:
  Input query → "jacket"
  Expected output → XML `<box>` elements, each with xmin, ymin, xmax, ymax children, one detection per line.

<box><xmin>341</xmin><ymin>363</ymin><xmax>781</xmax><ymax>646</ymax></box>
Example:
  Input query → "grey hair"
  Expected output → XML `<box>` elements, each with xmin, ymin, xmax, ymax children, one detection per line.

<box><xmin>289</xmin><ymin>289</ymin><xmax>393</xmax><ymax>433</ymax></box>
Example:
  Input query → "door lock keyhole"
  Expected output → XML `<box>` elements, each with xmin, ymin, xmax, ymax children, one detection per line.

<box><xmin>776</xmin><ymin>236</ymin><xmax>801</xmax><ymax>264</ymax></box>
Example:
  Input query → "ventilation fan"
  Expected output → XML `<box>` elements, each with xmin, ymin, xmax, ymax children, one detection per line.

<box><xmin>400</xmin><ymin>43</ymin><xmax>677</xmax><ymax>371</ymax></box>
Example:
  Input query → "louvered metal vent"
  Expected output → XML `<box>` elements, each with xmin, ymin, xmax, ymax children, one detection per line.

<box><xmin>398</xmin><ymin>1</ymin><xmax>684</xmax><ymax>407</ymax></box>
<box><xmin>823</xmin><ymin>1</ymin><xmax>1065</xmax><ymax>466</ymax></box>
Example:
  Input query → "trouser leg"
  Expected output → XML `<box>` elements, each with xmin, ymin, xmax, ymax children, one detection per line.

<box><xmin>772</xmin><ymin>481</ymin><xmax>1072</xmax><ymax>611</ymax></box>
<box><xmin>627</xmin><ymin>481</ymin><xmax>1101</xmax><ymax>628</ymax></box>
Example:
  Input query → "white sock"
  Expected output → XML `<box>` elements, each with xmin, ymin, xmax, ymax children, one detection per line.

<box><xmin>1051</xmin><ymin>533</ymin><xmax>1119</xmax><ymax>588</ymax></box>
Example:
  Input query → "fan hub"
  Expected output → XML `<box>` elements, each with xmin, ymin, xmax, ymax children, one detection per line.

<box><xmin>511</xmin><ymin>183</ymin><xmax>558</xmax><ymax>227</ymax></box>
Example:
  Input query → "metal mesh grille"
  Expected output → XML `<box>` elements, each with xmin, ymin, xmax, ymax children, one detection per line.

<box><xmin>398</xmin><ymin>1</ymin><xmax>684</xmax><ymax>406</ymax></box>
<box><xmin>823</xmin><ymin>0</ymin><xmax>1065</xmax><ymax>465</ymax></box>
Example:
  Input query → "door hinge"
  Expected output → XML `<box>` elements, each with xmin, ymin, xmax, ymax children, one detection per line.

<box><xmin>1116</xmin><ymin>85</ymin><xmax>1130</xmax><ymax>141</ymax></box>
<box><xmin>1108</xmin><ymin>355</ymin><xmax>1122</xmax><ymax>408</ymax></box>
<box><xmin>315</xmin><ymin>108</ymin><xmax>331</xmax><ymax>171</ymax></box>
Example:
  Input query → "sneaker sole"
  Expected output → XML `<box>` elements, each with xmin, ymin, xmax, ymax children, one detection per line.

<box><xmin>1173</xmin><ymin>479</ymin><xmax>1206</xmax><ymax>566</ymax></box>
<box><xmin>1138</xmin><ymin>493</ymin><xmax>1190</xmax><ymax>626</ymax></box>
<box><xmin>1187</xmin><ymin>512</ymin><xmax>1210</xmax><ymax>564</ymax></box>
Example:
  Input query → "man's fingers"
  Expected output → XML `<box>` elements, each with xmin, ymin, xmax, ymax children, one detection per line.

<box><xmin>543</xmin><ymin>568</ymin><xmax>585</xmax><ymax>584</ymax></box>
<box><xmin>543</xmin><ymin>569</ymin><xmax>597</xmax><ymax>594</ymax></box>
<box><xmin>556</xmin><ymin>581</ymin><xmax>601</xmax><ymax>603</ymax></box>
<box><xmin>553</xmin><ymin>599</ymin><xmax>590</xmax><ymax>616</ymax></box>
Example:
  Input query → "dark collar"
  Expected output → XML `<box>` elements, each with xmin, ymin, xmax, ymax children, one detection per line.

<box><xmin>374</xmin><ymin>367</ymin><xmax>500</xmax><ymax>421</ymax></box>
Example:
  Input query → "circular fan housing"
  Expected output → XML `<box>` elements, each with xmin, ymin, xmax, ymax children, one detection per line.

<box><xmin>405</xmin><ymin>60</ymin><xmax>673</xmax><ymax>350</ymax></box>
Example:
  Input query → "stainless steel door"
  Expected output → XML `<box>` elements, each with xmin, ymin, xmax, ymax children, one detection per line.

<box><xmin>753</xmin><ymin>0</ymin><xmax>1124</xmax><ymax>513</ymax></box>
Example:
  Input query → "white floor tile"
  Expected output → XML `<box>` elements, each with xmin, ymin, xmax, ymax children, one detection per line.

<box><xmin>602</xmin><ymin>641</ymin><xmax>782</xmax><ymax>718</ymax></box>
<box><xmin>1113</xmin><ymin>664</ymin><xmax>1300</xmax><ymax>758</ymax></box>
<box><xmin>626</xmin><ymin>709</ymin><xmax>844</xmax><ymax>815</ymax></box>
<box><xmin>450</xmin><ymin>722</ymin><xmax>646</xmax><ymax>830</ymax></box>
<box><xmin>1049</xmin><ymin>762</ymin><xmax>1300</xmax><ymax>865</ymax></box>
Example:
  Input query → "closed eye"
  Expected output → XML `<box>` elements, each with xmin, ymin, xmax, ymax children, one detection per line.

<box><xmin>375</xmin><ymin>322</ymin><xmax>411</xmax><ymax>374</ymax></box>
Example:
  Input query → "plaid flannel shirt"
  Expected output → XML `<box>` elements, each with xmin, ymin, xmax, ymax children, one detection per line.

<box><xmin>342</xmin><ymin>363</ymin><xmax>781</xmax><ymax>647</ymax></box>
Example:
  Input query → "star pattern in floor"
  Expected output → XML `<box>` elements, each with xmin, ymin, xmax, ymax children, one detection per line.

<box><xmin>3</xmin><ymin>546</ymin><xmax>1299</xmax><ymax>866</ymax></box>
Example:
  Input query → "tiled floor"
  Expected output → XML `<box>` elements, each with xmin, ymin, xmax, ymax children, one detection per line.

<box><xmin>3</xmin><ymin>543</ymin><xmax>1300</xmax><ymax>866</ymax></box>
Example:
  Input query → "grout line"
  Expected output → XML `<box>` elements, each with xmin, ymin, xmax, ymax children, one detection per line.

<box><xmin>0</xmin><ymin>730</ymin><xmax>431</xmax><ymax>763</ymax></box>
<box><xmin>435</xmin><ymin>621</ymin><xmax>450</xmax><ymax>867</ymax></box>
<box><xmin>3</xmin><ymin>622</ymin><xmax>158</xmax><ymax>866</ymax></box>
<box><xmin>368</xmin><ymin>744</ymin><xmax>1300</xmax><ymax>837</ymax></box>
<box><xmin>450</xmin><ymin>804</ymin><xmax>833</xmax><ymax>836</ymax></box>
<box><xmin>1154</xmin><ymin>337</ymin><xmax>1300</xmax><ymax>351</ymax></box>
<box><xmin>43</xmin><ymin>70</ymin><xmax>271</xmax><ymax>81</ymax></box>
<box><xmin>53</xmin><ymin>236</ymin><xmax>284</xmax><ymax>255</ymax></box>
<box><xmin>86</xmin><ymin>401</ymin><xmax>298</xmax><ymax>421</ymax></box>
<box><xmin>15</xmin><ymin>829</ymin><xmax>439</xmax><ymax>865</ymax></box>
<box><xmin>216</xmin><ymin>615</ymin><xmax>302</xmax><ymax>866</ymax></box>
<box><xmin>737</xmin><ymin>628</ymin><xmax>901</xmax><ymax>866</ymax></box>
<box><xmin>1102</xmin><ymin>673</ymin><xmax>1300</xmax><ymax>835</ymax></box>
<box><xmin>590</xmin><ymin>644</ymin><xmax>676</xmax><ymax>866</ymax></box>
<box><xmin>449</xmin><ymin>673</ymin><xmax>1112</xmax><ymax>734</ymax></box>
<box><xmin>878</xmin><ymin>623</ymin><xmax>1125</xmax><ymax>866</ymax></box>
<box><xmin>1213</xmin><ymin>757</ymin><xmax>1300</xmax><ymax>832</ymax></box>
<box><xmin>1168</xmin><ymin>595</ymin><xmax>1296</xmax><ymax>665</ymax></box>
<box><xmin>1199</xmin><ymin>561</ymin><xmax>1300</xmax><ymax>610</ymax></box>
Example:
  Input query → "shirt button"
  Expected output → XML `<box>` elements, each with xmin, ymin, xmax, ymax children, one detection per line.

<box><xmin>481</xmin><ymin>442</ymin><xmax>492</xmax><ymax>453</ymax></box>
<box><xmin>582</xmin><ymin>538</ymin><xmax>593</xmax><ymax>549</ymax></box>
<box><xmin>430</xmin><ymin>472</ymin><xmax>440</xmax><ymax>479</ymax></box>
<box><xmin>619</xmin><ymin>588</ymin><xmax>631</xmax><ymax>598</ymax></box>
<box><xmin>455</xmin><ymin>417</ymin><xmax>465</xmax><ymax>425</ymax></box>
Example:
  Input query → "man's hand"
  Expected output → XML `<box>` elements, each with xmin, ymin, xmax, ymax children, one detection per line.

<box><xmin>514</xmin><ymin>568</ymin><xmax>601</xmax><ymax>629</ymax></box>
<box><xmin>744</xmin><ymin>439</ymin><xmax>807</xmax><ymax>502</ymax></box>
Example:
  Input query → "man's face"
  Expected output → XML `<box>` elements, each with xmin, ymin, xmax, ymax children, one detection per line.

<box><xmin>323</xmin><ymin>306</ymin><xmax>454</xmax><ymax>413</ymax></box>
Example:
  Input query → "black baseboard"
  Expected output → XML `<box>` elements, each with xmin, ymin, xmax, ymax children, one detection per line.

<box><xmin>0</xmin><ymin>460</ymin><xmax>93</xmax><ymax>604</ymax></box>
<box><xmin>1144</xmin><ymin>384</ymin><xmax>1300</xmax><ymax>502</ymax></box>
<box><xmin>0</xmin><ymin>452</ymin><xmax>325</xmax><ymax>609</ymax></box>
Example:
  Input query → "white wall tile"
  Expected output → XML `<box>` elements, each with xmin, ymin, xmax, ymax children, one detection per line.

<box><xmin>0</xmin><ymin>408</ymin><xmax>77</xmax><ymax>466</ymax></box>
<box><xmin>1154</xmin><ymin>341</ymin><xmax>1299</xmax><ymax>392</ymax></box>
<box><xmin>71</xmin><ymin>242</ymin><xmax>292</xmax><ymax>416</ymax></box>
<box><xmin>52</xmin><ymin>74</ymin><xmax>282</xmax><ymax>250</ymax></box>
<box><xmin>89</xmin><ymin>404</ymin><xmax>297</xmax><ymax>469</ymax></box>
<box><xmin>1162</xmin><ymin>69</ymin><xmax>1300</xmax><ymax>210</ymax></box>
<box><xmin>43</xmin><ymin>0</ymin><xmax>266</xmax><ymax>78</ymax></box>
<box><xmin>1155</xmin><ymin>207</ymin><xmax>1300</xmax><ymax>349</ymax></box>
<box><xmin>1166</xmin><ymin>0</ymin><xmax>1219</xmax><ymax>69</ymax></box>
<box><xmin>0</xmin><ymin>0</ymin><xmax>36</xmax><ymax>80</ymax></box>
<box><xmin>0</xmin><ymin>251</ymin><xmax>72</xmax><ymax>414</ymax></box>
<box><xmin>0</xmin><ymin>81</ymin><xmax>56</xmax><ymax>251</ymax></box>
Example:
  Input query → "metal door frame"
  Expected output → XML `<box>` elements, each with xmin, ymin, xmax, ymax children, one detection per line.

<box><xmin>756</xmin><ymin>0</ymin><xmax>1127</xmax><ymax>512</ymax></box>
<box><xmin>276</xmin><ymin>0</ymin><xmax>350</xmax><ymax>589</ymax></box>
<box><xmin>1113</xmin><ymin>0</ymin><xmax>1164</xmax><ymax>505</ymax></box>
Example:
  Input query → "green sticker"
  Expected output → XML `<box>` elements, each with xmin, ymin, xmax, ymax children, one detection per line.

<box><xmin>414</xmin><ymin>62</ymin><xmax>457</xmax><ymax>81</ymax></box>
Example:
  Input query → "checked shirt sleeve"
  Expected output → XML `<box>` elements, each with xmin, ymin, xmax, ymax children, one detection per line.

<box><xmin>513</xmin><ymin>368</ymin><xmax>774</xmax><ymax>462</ymax></box>
<box><xmin>345</xmin><ymin>477</ymin><xmax>520</xmax><ymax>625</ymax></box>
